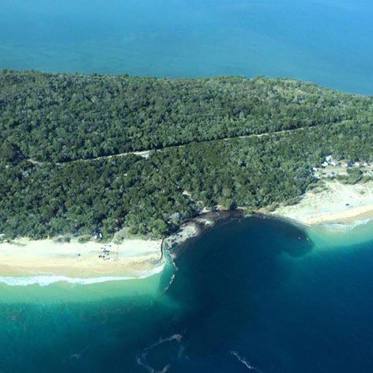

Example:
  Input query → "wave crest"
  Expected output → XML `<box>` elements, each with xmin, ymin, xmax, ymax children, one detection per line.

<box><xmin>0</xmin><ymin>263</ymin><xmax>165</xmax><ymax>287</ymax></box>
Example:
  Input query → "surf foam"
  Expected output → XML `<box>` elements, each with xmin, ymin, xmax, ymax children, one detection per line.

<box><xmin>0</xmin><ymin>262</ymin><xmax>165</xmax><ymax>287</ymax></box>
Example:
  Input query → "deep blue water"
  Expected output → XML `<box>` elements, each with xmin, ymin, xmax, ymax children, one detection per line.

<box><xmin>1</xmin><ymin>216</ymin><xmax>373</xmax><ymax>372</ymax></box>
<box><xmin>1</xmin><ymin>0</ymin><xmax>373</xmax><ymax>94</ymax></box>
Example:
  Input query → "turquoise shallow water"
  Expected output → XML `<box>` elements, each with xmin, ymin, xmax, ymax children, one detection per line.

<box><xmin>1</xmin><ymin>216</ymin><xmax>373</xmax><ymax>372</ymax></box>
<box><xmin>1</xmin><ymin>0</ymin><xmax>373</xmax><ymax>94</ymax></box>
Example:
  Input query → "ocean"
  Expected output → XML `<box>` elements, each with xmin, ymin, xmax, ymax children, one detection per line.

<box><xmin>1</xmin><ymin>216</ymin><xmax>373</xmax><ymax>372</ymax></box>
<box><xmin>1</xmin><ymin>0</ymin><xmax>373</xmax><ymax>94</ymax></box>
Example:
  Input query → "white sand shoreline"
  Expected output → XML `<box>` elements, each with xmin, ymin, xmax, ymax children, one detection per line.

<box><xmin>271</xmin><ymin>180</ymin><xmax>373</xmax><ymax>227</ymax></box>
<box><xmin>1</xmin><ymin>180</ymin><xmax>372</xmax><ymax>283</ymax></box>
<box><xmin>0</xmin><ymin>212</ymin><xmax>227</xmax><ymax>283</ymax></box>
<box><xmin>0</xmin><ymin>263</ymin><xmax>166</xmax><ymax>286</ymax></box>
<box><xmin>0</xmin><ymin>237</ymin><xmax>163</xmax><ymax>280</ymax></box>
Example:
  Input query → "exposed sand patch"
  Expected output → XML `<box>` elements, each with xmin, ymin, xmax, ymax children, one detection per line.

<box><xmin>272</xmin><ymin>180</ymin><xmax>373</xmax><ymax>225</ymax></box>
<box><xmin>0</xmin><ymin>237</ymin><xmax>162</xmax><ymax>278</ymax></box>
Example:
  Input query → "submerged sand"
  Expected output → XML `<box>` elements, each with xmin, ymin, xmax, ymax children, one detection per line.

<box><xmin>0</xmin><ymin>238</ymin><xmax>163</xmax><ymax>278</ymax></box>
<box><xmin>272</xmin><ymin>180</ymin><xmax>373</xmax><ymax>225</ymax></box>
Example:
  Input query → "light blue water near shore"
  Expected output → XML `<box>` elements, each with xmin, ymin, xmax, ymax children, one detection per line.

<box><xmin>1</xmin><ymin>217</ymin><xmax>373</xmax><ymax>372</ymax></box>
<box><xmin>1</xmin><ymin>0</ymin><xmax>373</xmax><ymax>94</ymax></box>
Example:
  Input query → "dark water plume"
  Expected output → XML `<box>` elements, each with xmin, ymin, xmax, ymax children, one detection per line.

<box><xmin>1</xmin><ymin>216</ymin><xmax>373</xmax><ymax>373</ymax></box>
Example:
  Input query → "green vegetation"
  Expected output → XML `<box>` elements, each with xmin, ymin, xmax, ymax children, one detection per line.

<box><xmin>0</xmin><ymin>141</ymin><xmax>25</xmax><ymax>164</ymax></box>
<box><xmin>2</xmin><ymin>70</ymin><xmax>372</xmax><ymax>162</ymax></box>
<box><xmin>337</xmin><ymin>168</ymin><xmax>364</xmax><ymax>184</ymax></box>
<box><xmin>1</xmin><ymin>70</ymin><xmax>372</xmax><ymax>239</ymax></box>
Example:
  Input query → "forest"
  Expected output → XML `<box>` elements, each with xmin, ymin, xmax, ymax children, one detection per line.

<box><xmin>1</xmin><ymin>71</ymin><xmax>372</xmax><ymax>239</ymax></box>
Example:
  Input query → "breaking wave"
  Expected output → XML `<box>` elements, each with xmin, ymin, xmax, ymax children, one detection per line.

<box><xmin>0</xmin><ymin>262</ymin><xmax>165</xmax><ymax>287</ymax></box>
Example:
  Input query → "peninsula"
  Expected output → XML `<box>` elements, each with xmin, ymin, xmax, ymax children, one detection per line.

<box><xmin>1</xmin><ymin>71</ymin><xmax>372</xmax><ymax>278</ymax></box>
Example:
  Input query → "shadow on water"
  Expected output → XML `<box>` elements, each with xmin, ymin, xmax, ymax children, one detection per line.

<box><xmin>144</xmin><ymin>216</ymin><xmax>314</xmax><ymax>372</ymax></box>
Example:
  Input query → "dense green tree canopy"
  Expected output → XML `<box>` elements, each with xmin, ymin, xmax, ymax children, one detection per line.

<box><xmin>0</xmin><ymin>141</ymin><xmax>25</xmax><ymax>164</ymax></box>
<box><xmin>0</xmin><ymin>71</ymin><xmax>372</xmax><ymax>239</ymax></box>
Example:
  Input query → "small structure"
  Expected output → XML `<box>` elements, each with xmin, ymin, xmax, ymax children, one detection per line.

<box><xmin>93</xmin><ymin>231</ymin><xmax>103</xmax><ymax>240</ymax></box>
<box><xmin>324</xmin><ymin>155</ymin><xmax>337</xmax><ymax>167</ymax></box>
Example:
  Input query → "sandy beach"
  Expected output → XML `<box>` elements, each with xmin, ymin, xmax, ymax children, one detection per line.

<box><xmin>272</xmin><ymin>180</ymin><xmax>373</xmax><ymax>226</ymax></box>
<box><xmin>1</xmin><ymin>180</ymin><xmax>372</xmax><ymax>281</ymax></box>
<box><xmin>0</xmin><ymin>212</ymin><xmax>221</xmax><ymax>281</ymax></box>
<box><xmin>0</xmin><ymin>237</ymin><xmax>163</xmax><ymax>278</ymax></box>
